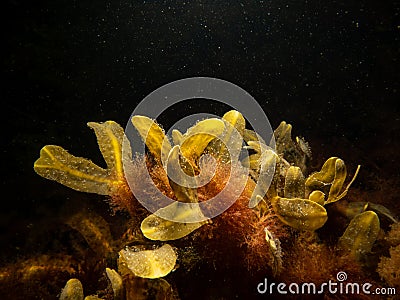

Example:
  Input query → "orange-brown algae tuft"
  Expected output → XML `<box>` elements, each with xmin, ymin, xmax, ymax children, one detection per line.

<box><xmin>189</xmin><ymin>160</ymin><xmax>289</xmax><ymax>275</ymax></box>
<box><xmin>377</xmin><ymin>222</ymin><xmax>400</xmax><ymax>289</ymax></box>
<box><xmin>279</xmin><ymin>231</ymin><xmax>384</xmax><ymax>300</ymax></box>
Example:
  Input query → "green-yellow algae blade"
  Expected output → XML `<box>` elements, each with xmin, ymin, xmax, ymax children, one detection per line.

<box><xmin>249</xmin><ymin>149</ymin><xmax>278</xmax><ymax>208</ymax></box>
<box><xmin>60</xmin><ymin>278</ymin><xmax>84</xmax><ymax>300</ymax></box>
<box><xmin>119</xmin><ymin>244</ymin><xmax>177</xmax><ymax>279</ymax></box>
<box><xmin>246</xmin><ymin>140</ymin><xmax>269</xmax><ymax>154</ymax></box>
<box><xmin>87</xmin><ymin>121</ymin><xmax>126</xmax><ymax>179</ymax></box>
<box><xmin>222</xmin><ymin>110</ymin><xmax>246</xmax><ymax>135</ymax></box>
<box><xmin>171</xmin><ymin>129</ymin><xmax>183</xmax><ymax>145</ymax></box>
<box><xmin>207</xmin><ymin>110</ymin><xmax>245</xmax><ymax>163</ymax></box>
<box><xmin>131</xmin><ymin>115</ymin><xmax>172</xmax><ymax>163</ymax></box>
<box><xmin>180</xmin><ymin>118</ymin><xmax>224</xmax><ymax>162</ymax></box>
<box><xmin>284</xmin><ymin>166</ymin><xmax>305</xmax><ymax>199</ymax></box>
<box><xmin>34</xmin><ymin>145</ymin><xmax>111</xmax><ymax>195</ymax></box>
<box><xmin>305</xmin><ymin>157</ymin><xmax>338</xmax><ymax>190</ymax></box>
<box><xmin>243</xmin><ymin>128</ymin><xmax>263</xmax><ymax>144</ymax></box>
<box><xmin>273</xmin><ymin>121</ymin><xmax>310</xmax><ymax>173</ymax></box>
<box><xmin>338</xmin><ymin>211</ymin><xmax>380</xmax><ymax>260</ymax></box>
<box><xmin>141</xmin><ymin>202</ymin><xmax>208</xmax><ymax>241</ymax></box>
<box><xmin>105</xmin><ymin>268</ymin><xmax>123</xmax><ymax>300</ymax></box>
<box><xmin>325</xmin><ymin>158</ymin><xmax>347</xmax><ymax>203</ymax></box>
<box><xmin>325</xmin><ymin>164</ymin><xmax>361</xmax><ymax>205</ymax></box>
<box><xmin>166</xmin><ymin>145</ymin><xmax>197</xmax><ymax>203</ymax></box>
<box><xmin>271</xmin><ymin>196</ymin><xmax>328</xmax><ymax>231</ymax></box>
<box><xmin>241</xmin><ymin>154</ymin><xmax>261</xmax><ymax>171</ymax></box>
<box><xmin>274</xmin><ymin>121</ymin><xmax>294</xmax><ymax>154</ymax></box>
<box><xmin>308</xmin><ymin>190</ymin><xmax>325</xmax><ymax>206</ymax></box>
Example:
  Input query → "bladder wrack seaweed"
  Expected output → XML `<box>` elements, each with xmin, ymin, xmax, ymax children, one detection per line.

<box><xmin>22</xmin><ymin>110</ymin><xmax>398</xmax><ymax>298</ymax></box>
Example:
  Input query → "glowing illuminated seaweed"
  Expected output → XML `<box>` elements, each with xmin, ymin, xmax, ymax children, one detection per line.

<box><xmin>29</xmin><ymin>109</ymin><xmax>397</xmax><ymax>298</ymax></box>
<box><xmin>119</xmin><ymin>244</ymin><xmax>177</xmax><ymax>279</ymax></box>
<box><xmin>34</xmin><ymin>121</ymin><xmax>134</xmax><ymax>214</ymax></box>
<box><xmin>34</xmin><ymin>121</ymin><xmax>127</xmax><ymax>195</ymax></box>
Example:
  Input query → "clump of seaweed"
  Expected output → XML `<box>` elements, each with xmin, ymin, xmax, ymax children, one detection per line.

<box><xmin>282</xmin><ymin>232</ymin><xmax>362</xmax><ymax>285</ymax></box>
<box><xmin>377</xmin><ymin>223</ymin><xmax>400</xmax><ymax>289</ymax></box>
<box><xmin>2</xmin><ymin>109</ymin><xmax>397</xmax><ymax>299</ymax></box>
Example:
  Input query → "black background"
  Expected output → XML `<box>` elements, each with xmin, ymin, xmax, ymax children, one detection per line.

<box><xmin>2</xmin><ymin>0</ymin><xmax>399</xmax><ymax>278</ymax></box>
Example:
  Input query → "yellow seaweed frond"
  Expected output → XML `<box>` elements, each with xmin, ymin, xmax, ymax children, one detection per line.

<box><xmin>305</xmin><ymin>157</ymin><xmax>339</xmax><ymax>190</ymax></box>
<box><xmin>338</xmin><ymin>211</ymin><xmax>380</xmax><ymax>260</ymax></box>
<box><xmin>87</xmin><ymin>121</ymin><xmax>126</xmax><ymax>179</ymax></box>
<box><xmin>241</xmin><ymin>153</ymin><xmax>261</xmax><ymax>172</ymax></box>
<box><xmin>171</xmin><ymin>129</ymin><xmax>184</xmax><ymax>145</ymax></box>
<box><xmin>206</xmin><ymin>110</ymin><xmax>245</xmax><ymax>163</ymax></box>
<box><xmin>305</xmin><ymin>157</ymin><xmax>360</xmax><ymax>205</ymax></box>
<box><xmin>248</xmin><ymin>149</ymin><xmax>278</xmax><ymax>208</ymax></box>
<box><xmin>326</xmin><ymin>164</ymin><xmax>360</xmax><ymax>204</ymax></box>
<box><xmin>119</xmin><ymin>244</ymin><xmax>177</xmax><ymax>279</ymax></box>
<box><xmin>308</xmin><ymin>190</ymin><xmax>325</xmax><ymax>206</ymax></box>
<box><xmin>131</xmin><ymin>115</ymin><xmax>172</xmax><ymax>163</ymax></box>
<box><xmin>140</xmin><ymin>202</ymin><xmax>208</xmax><ymax>241</ymax></box>
<box><xmin>326</xmin><ymin>158</ymin><xmax>347</xmax><ymax>203</ymax></box>
<box><xmin>34</xmin><ymin>145</ymin><xmax>111</xmax><ymax>195</ymax></box>
<box><xmin>180</xmin><ymin>118</ymin><xmax>225</xmax><ymax>164</ymax></box>
<box><xmin>34</xmin><ymin>121</ymin><xmax>133</xmax><ymax>212</ymax></box>
<box><xmin>271</xmin><ymin>196</ymin><xmax>328</xmax><ymax>231</ymax></box>
<box><xmin>105</xmin><ymin>268</ymin><xmax>124</xmax><ymax>300</ymax></box>
<box><xmin>284</xmin><ymin>166</ymin><xmax>305</xmax><ymax>199</ymax></box>
<box><xmin>165</xmin><ymin>145</ymin><xmax>197</xmax><ymax>203</ymax></box>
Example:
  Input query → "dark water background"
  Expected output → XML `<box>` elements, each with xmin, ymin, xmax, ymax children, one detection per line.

<box><xmin>2</xmin><ymin>0</ymin><xmax>399</xmax><ymax>298</ymax></box>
